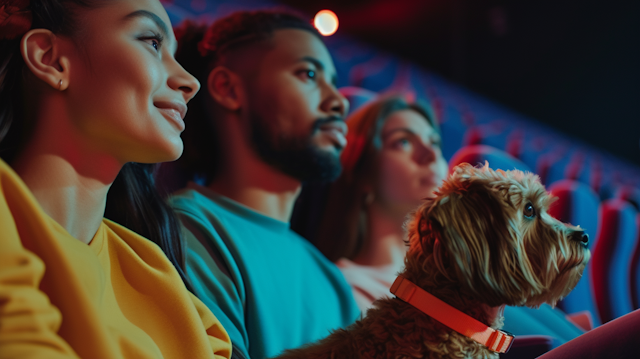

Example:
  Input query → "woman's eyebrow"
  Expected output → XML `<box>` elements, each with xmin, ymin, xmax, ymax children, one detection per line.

<box><xmin>122</xmin><ymin>10</ymin><xmax>169</xmax><ymax>39</ymax></box>
<box><xmin>383</xmin><ymin>128</ymin><xmax>440</xmax><ymax>144</ymax></box>
<box><xmin>382</xmin><ymin>128</ymin><xmax>415</xmax><ymax>139</ymax></box>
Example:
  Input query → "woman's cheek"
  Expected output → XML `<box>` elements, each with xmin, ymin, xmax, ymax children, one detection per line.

<box><xmin>377</xmin><ymin>154</ymin><xmax>418</xmax><ymax>204</ymax></box>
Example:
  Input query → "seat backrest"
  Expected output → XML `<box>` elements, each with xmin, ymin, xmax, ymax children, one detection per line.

<box><xmin>591</xmin><ymin>199</ymin><xmax>637</xmax><ymax>322</ymax></box>
<box><xmin>631</xmin><ymin>216</ymin><xmax>640</xmax><ymax>310</ymax></box>
<box><xmin>616</xmin><ymin>185</ymin><xmax>640</xmax><ymax>211</ymax></box>
<box><xmin>499</xmin><ymin>335</ymin><xmax>556</xmax><ymax>359</ymax></box>
<box><xmin>448</xmin><ymin>144</ymin><xmax>532</xmax><ymax>173</ymax></box>
<box><xmin>536</xmin><ymin>309</ymin><xmax>640</xmax><ymax>359</ymax></box>
<box><xmin>547</xmin><ymin>180</ymin><xmax>602</xmax><ymax>326</ymax></box>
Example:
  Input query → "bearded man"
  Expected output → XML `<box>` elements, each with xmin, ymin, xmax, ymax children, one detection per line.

<box><xmin>169</xmin><ymin>11</ymin><xmax>359</xmax><ymax>359</ymax></box>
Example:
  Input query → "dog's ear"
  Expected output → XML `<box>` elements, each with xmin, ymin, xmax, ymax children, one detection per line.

<box><xmin>426</xmin><ymin>170</ymin><xmax>543</xmax><ymax>306</ymax></box>
<box><xmin>405</xmin><ymin>199</ymin><xmax>451</xmax><ymax>277</ymax></box>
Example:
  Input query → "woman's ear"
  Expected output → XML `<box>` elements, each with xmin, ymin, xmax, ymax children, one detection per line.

<box><xmin>206</xmin><ymin>66</ymin><xmax>245</xmax><ymax>111</ymax></box>
<box><xmin>20</xmin><ymin>29</ymin><xmax>71</xmax><ymax>91</ymax></box>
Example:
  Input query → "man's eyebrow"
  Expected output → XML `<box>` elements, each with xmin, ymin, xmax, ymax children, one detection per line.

<box><xmin>300</xmin><ymin>56</ymin><xmax>339</xmax><ymax>86</ymax></box>
<box><xmin>123</xmin><ymin>10</ymin><xmax>169</xmax><ymax>40</ymax></box>
<box><xmin>301</xmin><ymin>56</ymin><xmax>324</xmax><ymax>71</ymax></box>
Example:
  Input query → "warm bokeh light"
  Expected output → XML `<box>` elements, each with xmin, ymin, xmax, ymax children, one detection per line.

<box><xmin>314</xmin><ymin>10</ymin><xmax>339</xmax><ymax>36</ymax></box>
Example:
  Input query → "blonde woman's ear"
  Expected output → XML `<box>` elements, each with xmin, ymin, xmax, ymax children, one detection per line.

<box><xmin>20</xmin><ymin>29</ymin><xmax>71</xmax><ymax>91</ymax></box>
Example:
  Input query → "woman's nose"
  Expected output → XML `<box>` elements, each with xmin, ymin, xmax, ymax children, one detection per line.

<box><xmin>415</xmin><ymin>143</ymin><xmax>437</xmax><ymax>165</ymax></box>
<box><xmin>169</xmin><ymin>61</ymin><xmax>201</xmax><ymax>102</ymax></box>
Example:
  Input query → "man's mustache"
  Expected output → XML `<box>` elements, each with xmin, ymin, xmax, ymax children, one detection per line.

<box><xmin>312</xmin><ymin>116</ymin><xmax>344</xmax><ymax>132</ymax></box>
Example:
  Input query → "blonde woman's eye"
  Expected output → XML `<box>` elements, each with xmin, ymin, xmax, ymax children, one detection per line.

<box><xmin>524</xmin><ymin>203</ymin><xmax>536</xmax><ymax>218</ymax></box>
<box><xmin>398</xmin><ymin>138</ymin><xmax>410</xmax><ymax>146</ymax></box>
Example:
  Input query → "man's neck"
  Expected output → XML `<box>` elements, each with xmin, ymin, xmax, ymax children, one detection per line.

<box><xmin>208</xmin><ymin>149</ymin><xmax>301</xmax><ymax>223</ymax></box>
<box><xmin>207</xmin><ymin>111</ymin><xmax>306</xmax><ymax>222</ymax></box>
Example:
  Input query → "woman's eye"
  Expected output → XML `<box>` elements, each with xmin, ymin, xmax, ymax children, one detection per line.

<box><xmin>141</xmin><ymin>35</ymin><xmax>163</xmax><ymax>52</ymax></box>
<box><xmin>392</xmin><ymin>138</ymin><xmax>411</xmax><ymax>149</ymax></box>
<box><xmin>524</xmin><ymin>203</ymin><xmax>536</xmax><ymax>218</ymax></box>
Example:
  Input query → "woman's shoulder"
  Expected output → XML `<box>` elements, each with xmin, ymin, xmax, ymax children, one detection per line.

<box><xmin>101</xmin><ymin>219</ymin><xmax>179</xmax><ymax>271</ymax></box>
<box><xmin>0</xmin><ymin>158</ymin><xmax>40</xmax><ymax>205</ymax></box>
<box><xmin>0</xmin><ymin>158</ymin><xmax>55</xmax><ymax>232</ymax></box>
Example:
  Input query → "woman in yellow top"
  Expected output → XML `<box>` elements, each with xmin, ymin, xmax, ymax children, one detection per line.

<box><xmin>0</xmin><ymin>0</ymin><xmax>231</xmax><ymax>358</ymax></box>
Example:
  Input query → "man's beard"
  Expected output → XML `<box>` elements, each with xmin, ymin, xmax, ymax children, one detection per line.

<box><xmin>249</xmin><ymin>113</ymin><xmax>343</xmax><ymax>182</ymax></box>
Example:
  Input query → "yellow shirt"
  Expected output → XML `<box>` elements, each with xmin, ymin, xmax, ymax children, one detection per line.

<box><xmin>0</xmin><ymin>159</ymin><xmax>231</xmax><ymax>359</ymax></box>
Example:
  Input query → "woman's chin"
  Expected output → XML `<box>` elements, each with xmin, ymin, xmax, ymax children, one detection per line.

<box><xmin>132</xmin><ymin>141</ymin><xmax>183</xmax><ymax>164</ymax></box>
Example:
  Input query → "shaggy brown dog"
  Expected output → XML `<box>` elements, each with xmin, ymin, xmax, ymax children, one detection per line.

<box><xmin>276</xmin><ymin>163</ymin><xmax>590</xmax><ymax>359</ymax></box>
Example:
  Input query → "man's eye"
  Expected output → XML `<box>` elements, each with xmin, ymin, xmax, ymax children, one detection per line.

<box><xmin>299</xmin><ymin>69</ymin><xmax>316</xmax><ymax>80</ymax></box>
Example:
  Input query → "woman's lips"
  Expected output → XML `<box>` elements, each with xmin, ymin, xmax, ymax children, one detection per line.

<box><xmin>157</xmin><ymin>107</ymin><xmax>185</xmax><ymax>131</ymax></box>
<box><xmin>154</xmin><ymin>101</ymin><xmax>187</xmax><ymax>131</ymax></box>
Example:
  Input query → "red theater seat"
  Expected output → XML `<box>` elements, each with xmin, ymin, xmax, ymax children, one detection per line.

<box><xmin>547</xmin><ymin>180</ymin><xmax>602</xmax><ymax>327</ymax></box>
<box><xmin>449</xmin><ymin>144</ymin><xmax>532</xmax><ymax>173</ymax></box>
<box><xmin>537</xmin><ymin>309</ymin><xmax>640</xmax><ymax>359</ymax></box>
<box><xmin>591</xmin><ymin>199</ymin><xmax>637</xmax><ymax>323</ymax></box>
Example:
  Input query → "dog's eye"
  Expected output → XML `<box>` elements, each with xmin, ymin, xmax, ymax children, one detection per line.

<box><xmin>524</xmin><ymin>203</ymin><xmax>536</xmax><ymax>219</ymax></box>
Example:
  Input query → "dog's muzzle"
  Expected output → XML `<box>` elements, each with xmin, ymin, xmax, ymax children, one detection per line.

<box><xmin>570</xmin><ymin>230</ymin><xmax>589</xmax><ymax>248</ymax></box>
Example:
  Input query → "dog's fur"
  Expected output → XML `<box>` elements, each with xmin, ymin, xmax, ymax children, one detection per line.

<box><xmin>276</xmin><ymin>163</ymin><xmax>590</xmax><ymax>359</ymax></box>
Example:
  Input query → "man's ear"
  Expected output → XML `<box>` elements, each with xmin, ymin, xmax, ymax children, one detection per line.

<box><xmin>207</xmin><ymin>66</ymin><xmax>244</xmax><ymax>111</ymax></box>
<box><xmin>21</xmin><ymin>29</ymin><xmax>71</xmax><ymax>91</ymax></box>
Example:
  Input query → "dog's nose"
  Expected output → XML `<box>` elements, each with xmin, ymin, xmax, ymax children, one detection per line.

<box><xmin>570</xmin><ymin>231</ymin><xmax>589</xmax><ymax>248</ymax></box>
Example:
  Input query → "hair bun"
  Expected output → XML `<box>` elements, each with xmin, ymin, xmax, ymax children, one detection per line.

<box><xmin>0</xmin><ymin>0</ymin><xmax>32</xmax><ymax>40</ymax></box>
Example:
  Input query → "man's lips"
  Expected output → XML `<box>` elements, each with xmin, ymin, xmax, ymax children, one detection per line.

<box><xmin>318</xmin><ymin>121</ymin><xmax>348</xmax><ymax>149</ymax></box>
<box><xmin>154</xmin><ymin>101</ymin><xmax>187</xmax><ymax>131</ymax></box>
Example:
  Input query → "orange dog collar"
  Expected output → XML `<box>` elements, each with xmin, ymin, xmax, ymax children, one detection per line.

<box><xmin>390</xmin><ymin>276</ymin><xmax>514</xmax><ymax>354</ymax></box>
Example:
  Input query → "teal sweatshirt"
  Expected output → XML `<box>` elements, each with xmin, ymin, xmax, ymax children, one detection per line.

<box><xmin>169</xmin><ymin>184</ymin><xmax>360</xmax><ymax>359</ymax></box>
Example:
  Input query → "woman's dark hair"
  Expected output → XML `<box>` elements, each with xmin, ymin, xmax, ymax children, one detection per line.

<box><xmin>0</xmin><ymin>0</ymin><xmax>192</xmax><ymax>291</ymax></box>
<box><xmin>303</xmin><ymin>95</ymin><xmax>441</xmax><ymax>262</ymax></box>
<box><xmin>172</xmin><ymin>10</ymin><xmax>320</xmax><ymax>185</ymax></box>
<box><xmin>1</xmin><ymin>0</ymin><xmax>95</xmax><ymax>161</ymax></box>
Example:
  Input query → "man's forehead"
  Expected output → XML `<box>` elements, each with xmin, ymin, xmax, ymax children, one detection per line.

<box><xmin>268</xmin><ymin>29</ymin><xmax>335</xmax><ymax>70</ymax></box>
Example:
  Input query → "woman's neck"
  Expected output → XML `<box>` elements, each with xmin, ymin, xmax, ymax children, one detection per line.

<box><xmin>13</xmin><ymin>105</ymin><xmax>121</xmax><ymax>244</ymax></box>
<box><xmin>352</xmin><ymin>202</ymin><xmax>408</xmax><ymax>269</ymax></box>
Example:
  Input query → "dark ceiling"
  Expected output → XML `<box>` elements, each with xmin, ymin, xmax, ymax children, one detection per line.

<box><xmin>281</xmin><ymin>0</ymin><xmax>640</xmax><ymax>166</ymax></box>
